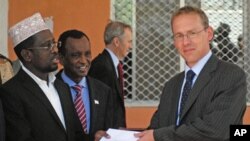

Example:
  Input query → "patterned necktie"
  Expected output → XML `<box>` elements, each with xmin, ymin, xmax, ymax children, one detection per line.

<box><xmin>72</xmin><ymin>85</ymin><xmax>87</xmax><ymax>133</ymax></box>
<box><xmin>180</xmin><ymin>70</ymin><xmax>195</xmax><ymax>116</ymax></box>
<box><xmin>117</xmin><ymin>62</ymin><xmax>124</xmax><ymax>100</ymax></box>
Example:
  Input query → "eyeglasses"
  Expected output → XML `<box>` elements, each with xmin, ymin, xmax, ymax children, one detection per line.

<box><xmin>173</xmin><ymin>28</ymin><xmax>207</xmax><ymax>41</ymax></box>
<box><xmin>26</xmin><ymin>41</ymin><xmax>61</xmax><ymax>51</ymax></box>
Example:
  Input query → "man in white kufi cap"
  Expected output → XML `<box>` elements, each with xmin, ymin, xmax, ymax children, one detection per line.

<box><xmin>9</xmin><ymin>13</ymin><xmax>49</xmax><ymax>47</ymax></box>
<box><xmin>0</xmin><ymin>13</ymin><xmax>84</xmax><ymax>141</ymax></box>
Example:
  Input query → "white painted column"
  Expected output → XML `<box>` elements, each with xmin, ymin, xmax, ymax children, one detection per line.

<box><xmin>0</xmin><ymin>0</ymin><xmax>8</xmax><ymax>57</ymax></box>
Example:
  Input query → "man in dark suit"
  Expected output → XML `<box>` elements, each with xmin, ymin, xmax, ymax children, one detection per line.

<box><xmin>57</xmin><ymin>29</ymin><xmax>114</xmax><ymax>141</ymax></box>
<box><xmin>0</xmin><ymin>13</ymin><xmax>83</xmax><ymax>141</ymax></box>
<box><xmin>135</xmin><ymin>6</ymin><xmax>246</xmax><ymax>141</ymax></box>
<box><xmin>88</xmin><ymin>21</ymin><xmax>132</xmax><ymax>128</ymax></box>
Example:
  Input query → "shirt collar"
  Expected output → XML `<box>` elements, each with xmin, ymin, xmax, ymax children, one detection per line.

<box><xmin>185</xmin><ymin>50</ymin><xmax>212</xmax><ymax>76</ymax></box>
<box><xmin>21</xmin><ymin>62</ymin><xmax>56</xmax><ymax>85</ymax></box>
<box><xmin>61</xmin><ymin>70</ymin><xmax>87</xmax><ymax>88</ymax></box>
<box><xmin>105</xmin><ymin>48</ymin><xmax>119</xmax><ymax>67</ymax></box>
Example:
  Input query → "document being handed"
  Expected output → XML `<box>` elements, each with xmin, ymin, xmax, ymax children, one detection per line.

<box><xmin>100</xmin><ymin>128</ymin><xmax>140</xmax><ymax>141</ymax></box>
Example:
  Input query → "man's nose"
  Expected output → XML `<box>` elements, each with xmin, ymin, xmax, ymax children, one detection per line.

<box><xmin>182</xmin><ymin>35</ymin><xmax>191</xmax><ymax>45</ymax></box>
<box><xmin>51</xmin><ymin>45</ymin><xmax>58</xmax><ymax>53</ymax></box>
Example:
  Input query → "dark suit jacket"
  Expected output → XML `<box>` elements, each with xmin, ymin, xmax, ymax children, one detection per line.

<box><xmin>0</xmin><ymin>69</ymin><xmax>83</xmax><ymax>141</ymax></box>
<box><xmin>149</xmin><ymin>55</ymin><xmax>246</xmax><ymax>141</ymax></box>
<box><xmin>57</xmin><ymin>71</ymin><xmax>114</xmax><ymax>141</ymax></box>
<box><xmin>0</xmin><ymin>99</ymin><xmax>5</xmax><ymax>141</ymax></box>
<box><xmin>89</xmin><ymin>49</ymin><xmax>126</xmax><ymax>128</ymax></box>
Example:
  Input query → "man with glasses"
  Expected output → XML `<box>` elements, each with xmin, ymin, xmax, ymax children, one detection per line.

<box><xmin>135</xmin><ymin>6</ymin><xmax>246</xmax><ymax>141</ymax></box>
<box><xmin>0</xmin><ymin>13</ymin><xmax>83</xmax><ymax>141</ymax></box>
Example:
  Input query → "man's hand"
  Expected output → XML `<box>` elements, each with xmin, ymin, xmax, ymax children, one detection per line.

<box><xmin>94</xmin><ymin>130</ymin><xmax>110</xmax><ymax>141</ymax></box>
<box><xmin>134</xmin><ymin>129</ymin><xmax>155</xmax><ymax>141</ymax></box>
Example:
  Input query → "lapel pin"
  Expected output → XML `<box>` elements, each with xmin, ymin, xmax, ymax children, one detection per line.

<box><xmin>94</xmin><ymin>100</ymin><xmax>99</xmax><ymax>104</ymax></box>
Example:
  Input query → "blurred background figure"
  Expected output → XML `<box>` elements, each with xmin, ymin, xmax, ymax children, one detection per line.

<box><xmin>0</xmin><ymin>54</ymin><xmax>14</xmax><ymax>84</ymax></box>
<box><xmin>213</xmin><ymin>22</ymin><xmax>239</xmax><ymax>64</ymax></box>
<box><xmin>238</xmin><ymin>34</ymin><xmax>244</xmax><ymax>50</ymax></box>
<box><xmin>12</xmin><ymin>59</ymin><xmax>21</xmax><ymax>75</ymax></box>
<box><xmin>237</xmin><ymin>34</ymin><xmax>244</xmax><ymax>68</ymax></box>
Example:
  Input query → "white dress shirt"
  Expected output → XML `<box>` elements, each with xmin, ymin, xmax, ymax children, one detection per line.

<box><xmin>21</xmin><ymin>63</ymin><xmax>66</xmax><ymax>129</ymax></box>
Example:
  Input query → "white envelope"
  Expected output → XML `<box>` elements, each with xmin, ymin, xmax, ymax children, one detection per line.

<box><xmin>100</xmin><ymin>128</ymin><xmax>140</xmax><ymax>141</ymax></box>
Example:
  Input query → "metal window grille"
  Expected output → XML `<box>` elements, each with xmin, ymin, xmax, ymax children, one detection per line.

<box><xmin>111</xmin><ymin>0</ymin><xmax>250</xmax><ymax>106</ymax></box>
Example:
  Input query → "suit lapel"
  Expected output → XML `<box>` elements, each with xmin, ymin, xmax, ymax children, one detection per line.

<box><xmin>103</xmin><ymin>50</ymin><xmax>123</xmax><ymax>101</ymax></box>
<box><xmin>180</xmin><ymin>55</ymin><xmax>218</xmax><ymax>119</ymax></box>
<box><xmin>54</xmin><ymin>80</ymin><xmax>71</xmax><ymax>131</ymax></box>
<box><xmin>172</xmin><ymin>73</ymin><xmax>185</xmax><ymax>122</ymax></box>
<box><xmin>86</xmin><ymin>77</ymin><xmax>97</xmax><ymax>133</ymax></box>
<box><xmin>18</xmin><ymin>69</ymin><xmax>66</xmax><ymax>131</ymax></box>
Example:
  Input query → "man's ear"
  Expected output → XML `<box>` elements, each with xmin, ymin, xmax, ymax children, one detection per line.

<box><xmin>113</xmin><ymin>37</ymin><xmax>120</xmax><ymax>47</ymax></box>
<box><xmin>21</xmin><ymin>49</ymin><xmax>32</xmax><ymax>62</ymax></box>
<box><xmin>58</xmin><ymin>54</ymin><xmax>64</xmax><ymax>66</ymax></box>
<box><xmin>207</xmin><ymin>26</ymin><xmax>214</xmax><ymax>41</ymax></box>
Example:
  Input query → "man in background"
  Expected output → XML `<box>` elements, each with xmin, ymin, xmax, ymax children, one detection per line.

<box><xmin>213</xmin><ymin>22</ymin><xmax>239</xmax><ymax>63</ymax></box>
<box><xmin>89</xmin><ymin>21</ymin><xmax>132</xmax><ymax>128</ymax></box>
<box><xmin>0</xmin><ymin>54</ymin><xmax>14</xmax><ymax>84</ymax></box>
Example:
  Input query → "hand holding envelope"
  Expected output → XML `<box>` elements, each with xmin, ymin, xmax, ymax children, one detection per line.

<box><xmin>100</xmin><ymin>128</ymin><xmax>140</xmax><ymax>141</ymax></box>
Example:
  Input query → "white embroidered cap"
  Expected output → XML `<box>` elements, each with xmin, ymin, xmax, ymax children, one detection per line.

<box><xmin>9</xmin><ymin>13</ymin><xmax>49</xmax><ymax>47</ymax></box>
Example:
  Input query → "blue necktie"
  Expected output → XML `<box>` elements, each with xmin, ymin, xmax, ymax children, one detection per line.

<box><xmin>180</xmin><ymin>70</ymin><xmax>195</xmax><ymax>116</ymax></box>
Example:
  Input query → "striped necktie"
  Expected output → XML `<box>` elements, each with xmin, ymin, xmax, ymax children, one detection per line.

<box><xmin>72</xmin><ymin>85</ymin><xmax>87</xmax><ymax>133</ymax></box>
